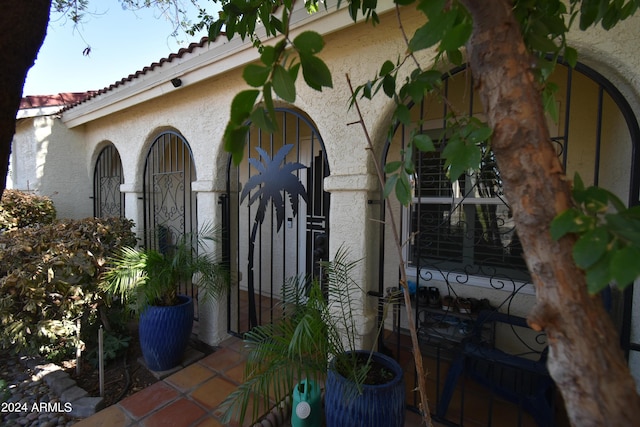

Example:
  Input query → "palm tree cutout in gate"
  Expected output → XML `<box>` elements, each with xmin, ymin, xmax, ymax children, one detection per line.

<box><xmin>241</xmin><ymin>144</ymin><xmax>308</xmax><ymax>328</ymax></box>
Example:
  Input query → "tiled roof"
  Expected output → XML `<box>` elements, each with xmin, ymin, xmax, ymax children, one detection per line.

<box><xmin>19</xmin><ymin>92</ymin><xmax>96</xmax><ymax>109</ymax></box>
<box><xmin>60</xmin><ymin>36</ymin><xmax>211</xmax><ymax>112</ymax></box>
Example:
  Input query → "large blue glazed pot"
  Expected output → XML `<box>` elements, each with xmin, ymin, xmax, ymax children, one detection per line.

<box><xmin>138</xmin><ymin>295</ymin><xmax>193</xmax><ymax>371</ymax></box>
<box><xmin>324</xmin><ymin>350</ymin><xmax>406</xmax><ymax>427</ymax></box>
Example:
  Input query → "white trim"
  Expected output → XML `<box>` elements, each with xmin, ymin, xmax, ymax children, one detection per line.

<box><xmin>408</xmin><ymin>266</ymin><xmax>536</xmax><ymax>295</ymax></box>
<box><xmin>61</xmin><ymin>0</ymin><xmax>397</xmax><ymax>128</ymax></box>
<box><xmin>16</xmin><ymin>106</ymin><xmax>60</xmax><ymax>119</ymax></box>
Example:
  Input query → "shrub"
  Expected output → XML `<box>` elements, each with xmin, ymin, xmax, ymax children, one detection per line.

<box><xmin>0</xmin><ymin>217</ymin><xmax>136</xmax><ymax>360</ymax></box>
<box><xmin>0</xmin><ymin>189</ymin><xmax>56</xmax><ymax>230</ymax></box>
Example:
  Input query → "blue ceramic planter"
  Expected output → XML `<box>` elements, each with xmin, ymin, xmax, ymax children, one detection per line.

<box><xmin>324</xmin><ymin>350</ymin><xmax>405</xmax><ymax>427</ymax></box>
<box><xmin>138</xmin><ymin>295</ymin><xmax>194</xmax><ymax>371</ymax></box>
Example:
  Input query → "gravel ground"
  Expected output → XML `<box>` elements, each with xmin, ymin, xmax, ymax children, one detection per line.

<box><xmin>1</xmin><ymin>351</ymin><xmax>78</xmax><ymax>427</ymax></box>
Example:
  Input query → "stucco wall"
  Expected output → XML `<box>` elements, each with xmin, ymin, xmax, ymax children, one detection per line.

<box><xmin>14</xmin><ymin>4</ymin><xmax>638</xmax><ymax>380</ymax></box>
<box><xmin>10</xmin><ymin>116</ymin><xmax>92</xmax><ymax>219</ymax></box>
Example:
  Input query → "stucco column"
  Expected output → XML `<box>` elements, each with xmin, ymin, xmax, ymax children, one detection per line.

<box><xmin>120</xmin><ymin>183</ymin><xmax>144</xmax><ymax>242</ymax></box>
<box><xmin>192</xmin><ymin>179</ymin><xmax>229</xmax><ymax>347</ymax></box>
<box><xmin>324</xmin><ymin>173</ymin><xmax>381</xmax><ymax>350</ymax></box>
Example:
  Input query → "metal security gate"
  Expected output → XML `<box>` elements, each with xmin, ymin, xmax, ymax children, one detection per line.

<box><xmin>143</xmin><ymin>131</ymin><xmax>198</xmax><ymax>315</ymax></box>
<box><xmin>380</xmin><ymin>61</ymin><xmax>640</xmax><ymax>426</ymax></box>
<box><xmin>224</xmin><ymin>108</ymin><xmax>330</xmax><ymax>335</ymax></box>
<box><xmin>93</xmin><ymin>143</ymin><xmax>124</xmax><ymax>218</ymax></box>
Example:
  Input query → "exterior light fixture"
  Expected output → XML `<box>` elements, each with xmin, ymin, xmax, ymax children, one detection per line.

<box><xmin>171</xmin><ymin>78</ymin><xmax>182</xmax><ymax>88</ymax></box>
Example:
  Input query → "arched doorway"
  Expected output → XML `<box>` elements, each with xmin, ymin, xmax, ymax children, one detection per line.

<box><xmin>143</xmin><ymin>130</ymin><xmax>198</xmax><ymax>314</ymax></box>
<box><xmin>93</xmin><ymin>143</ymin><xmax>124</xmax><ymax>218</ymax></box>
<box><xmin>224</xmin><ymin>108</ymin><xmax>330</xmax><ymax>334</ymax></box>
<box><xmin>380</xmin><ymin>61</ymin><xmax>640</xmax><ymax>421</ymax></box>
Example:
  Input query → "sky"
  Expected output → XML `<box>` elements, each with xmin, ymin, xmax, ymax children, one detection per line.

<box><xmin>23</xmin><ymin>2</ymin><xmax>213</xmax><ymax>96</ymax></box>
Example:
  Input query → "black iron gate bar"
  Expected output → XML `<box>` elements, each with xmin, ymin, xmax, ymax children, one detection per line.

<box><xmin>379</xmin><ymin>61</ymin><xmax>640</xmax><ymax>425</ymax></box>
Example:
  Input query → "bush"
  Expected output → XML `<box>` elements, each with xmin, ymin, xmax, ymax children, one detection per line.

<box><xmin>0</xmin><ymin>217</ymin><xmax>137</xmax><ymax>360</ymax></box>
<box><xmin>0</xmin><ymin>190</ymin><xmax>56</xmax><ymax>231</ymax></box>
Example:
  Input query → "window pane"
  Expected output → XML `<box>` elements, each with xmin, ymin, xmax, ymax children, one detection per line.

<box><xmin>409</xmin><ymin>147</ymin><xmax>529</xmax><ymax>281</ymax></box>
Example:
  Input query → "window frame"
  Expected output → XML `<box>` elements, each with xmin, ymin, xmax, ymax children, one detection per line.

<box><xmin>401</xmin><ymin>127</ymin><xmax>534</xmax><ymax>294</ymax></box>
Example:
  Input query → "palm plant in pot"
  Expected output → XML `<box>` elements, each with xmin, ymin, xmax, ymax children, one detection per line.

<box><xmin>220</xmin><ymin>247</ymin><xmax>405</xmax><ymax>427</ymax></box>
<box><xmin>100</xmin><ymin>225</ymin><xmax>229</xmax><ymax>371</ymax></box>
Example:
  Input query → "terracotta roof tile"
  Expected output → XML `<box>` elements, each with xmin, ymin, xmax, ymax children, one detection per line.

<box><xmin>60</xmin><ymin>36</ymin><xmax>213</xmax><ymax>113</ymax></box>
<box><xmin>19</xmin><ymin>92</ymin><xmax>96</xmax><ymax>109</ymax></box>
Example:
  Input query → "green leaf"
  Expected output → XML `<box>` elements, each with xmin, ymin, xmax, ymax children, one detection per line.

<box><xmin>384</xmin><ymin>161</ymin><xmax>402</xmax><ymax>174</ymax></box>
<box><xmin>383</xmin><ymin>174</ymin><xmax>398</xmax><ymax>199</ymax></box>
<box><xmin>272</xmin><ymin>65</ymin><xmax>297</xmax><ymax>102</ymax></box>
<box><xmin>439</xmin><ymin>19</ymin><xmax>472</xmax><ymax>52</ymax></box>
<box><xmin>582</xmin><ymin>187</ymin><xmax>611</xmax><ymax>214</ymax></box>
<box><xmin>293</xmin><ymin>31</ymin><xmax>324</xmax><ymax>54</ymax></box>
<box><xmin>564</xmin><ymin>46</ymin><xmax>578</xmax><ymax>68</ymax></box>
<box><xmin>442</xmin><ymin>137</ymin><xmax>481</xmax><ymax>181</ymax></box>
<box><xmin>573</xmin><ymin>228</ymin><xmax>609</xmax><ymax>269</ymax></box>
<box><xmin>550</xmin><ymin>208</ymin><xmax>581</xmax><ymax>240</ymax></box>
<box><xmin>467</xmin><ymin>125</ymin><xmax>492</xmax><ymax>144</ymax></box>
<box><xmin>382</xmin><ymin>74</ymin><xmax>395</xmax><ymax>97</ymax></box>
<box><xmin>605</xmin><ymin>189</ymin><xmax>627</xmax><ymax>213</ymax></box>
<box><xmin>260</xmin><ymin>46</ymin><xmax>277</xmax><ymax>66</ymax></box>
<box><xmin>395</xmin><ymin>172</ymin><xmax>412</xmax><ymax>206</ymax></box>
<box><xmin>379</xmin><ymin>60</ymin><xmax>395</xmax><ymax>76</ymax></box>
<box><xmin>208</xmin><ymin>19</ymin><xmax>225</xmax><ymax>41</ymax></box>
<box><xmin>243</xmin><ymin>64</ymin><xmax>271</xmax><ymax>87</ymax></box>
<box><xmin>611</xmin><ymin>246</ymin><xmax>640</xmax><ymax>287</ymax></box>
<box><xmin>605</xmin><ymin>214</ymin><xmax>640</xmax><ymax>247</ymax></box>
<box><xmin>579</xmin><ymin>0</ymin><xmax>600</xmax><ymax>30</ymax></box>
<box><xmin>224</xmin><ymin>124</ymin><xmax>250</xmax><ymax>166</ymax></box>
<box><xmin>289</xmin><ymin>62</ymin><xmax>301</xmax><ymax>82</ymax></box>
<box><xmin>403</xmin><ymin>147</ymin><xmax>414</xmax><ymax>174</ymax></box>
<box><xmin>446</xmin><ymin>49</ymin><xmax>463</xmax><ymax>66</ymax></box>
<box><xmin>409</xmin><ymin>11</ymin><xmax>455</xmax><ymax>52</ymax></box>
<box><xmin>393</xmin><ymin>104</ymin><xmax>411</xmax><ymax>126</ymax></box>
<box><xmin>250</xmin><ymin>108</ymin><xmax>276</xmax><ymax>133</ymax></box>
<box><xmin>573</xmin><ymin>172</ymin><xmax>585</xmax><ymax>192</ymax></box>
<box><xmin>585</xmin><ymin>252</ymin><xmax>614</xmax><ymax>294</ymax></box>
<box><xmin>229</xmin><ymin>90</ymin><xmax>260</xmax><ymax>124</ymax></box>
<box><xmin>263</xmin><ymin>83</ymin><xmax>276</xmax><ymax>123</ymax></box>
<box><xmin>299</xmin><ymin>53</ymin><xmax>333</xmax><ymax>91</ymax></box>
<box><xmin>413</xmin><ymin>133</ymin><xmax>435</xmax><ymax>152</ymax></box>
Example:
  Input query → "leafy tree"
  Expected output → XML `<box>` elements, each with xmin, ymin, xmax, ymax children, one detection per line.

<box><xmin>212</xmin><ymin>0</ymin><xmax>640</xmax><ymax>425</ymax></box>
<box><xmin>3</xmin><ymin>0</ymin><xmax>640</xmax><ymax>425</ymax></box>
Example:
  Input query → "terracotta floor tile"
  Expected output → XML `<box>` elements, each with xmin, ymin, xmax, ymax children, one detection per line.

<box><xmin>224</xmin><ymin>360</ymin><xmax>247</xmax><ymax>384</ymax></box>
<box><xmin>139</xmin><ymin>398</ymin><xmax>207</xmax><ymax>427</ymax></box>
<box><xmin>71</xmin><ymin>405</ymin><xmax>131</xmax><ymax>427</ymax></box>
<box><xmin>199</xmin><ymin>347</ymin><xmax>244</xmax><ymax>373</ymax></box>
<box><xmin>166</xmin><ymin>362</ymin><xmax>217</xmax><ymax>392</ymax></box>
<box><xmin>190</xmin><ymin>375</ymin><xmax>238</xmax><ymax>410</ymax></box>
<box><xmin>214</xmin><ymin>391</ymin><xmax>271</xmax><ymax>427</ymax></box>
<box><xmin>193</xmin><ymin>416</ymin><xmax>225</xmax><ymax>427</ymax></box>
<box><xmin>119</xmin><ymin>381</ymin><xmax>180</xmax><ymax>419</ymax></box>
<box><xmin>219</xmin><ymin>336</ymin><xmax>245</xmax><ymax>352</ymax></box>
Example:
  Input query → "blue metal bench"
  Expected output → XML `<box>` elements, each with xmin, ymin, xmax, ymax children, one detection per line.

<box><xmin>436</xmin><ymin>310</ymin><xmax>555</xmax><ymax>426</ymax></box>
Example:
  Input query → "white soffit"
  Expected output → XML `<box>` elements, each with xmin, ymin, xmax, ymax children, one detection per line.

<box><xmin>62</xmin><ymin>0</ymin><xmax>395</xmax><ymax>128</ymax></box>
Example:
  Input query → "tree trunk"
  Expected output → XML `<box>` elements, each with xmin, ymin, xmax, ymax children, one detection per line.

<box><xmin>460</xmin><ymin>0</ymin><xmax>640</xmax><ymax>425</ymax></box>
<box><xmin>0</xmin><ymin>1</ymin><xmax>51</xmax><ymax>198</ymax></box>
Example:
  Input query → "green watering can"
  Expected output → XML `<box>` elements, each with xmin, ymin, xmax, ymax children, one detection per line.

<box><xmin>291</xmin><ymin>379</ymin><xmax>322</xmax><ymax>427</ymax></box>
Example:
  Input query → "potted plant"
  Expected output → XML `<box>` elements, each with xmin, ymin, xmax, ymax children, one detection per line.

<box><xmin>100</xmin><ymin>225</ymin><xmax>229</xmax><ymax>371</ymax></box>
<box><xmin>219</xmin><ymin>247</ymin><xmax>405</xmax><ymax>427</ymax></box>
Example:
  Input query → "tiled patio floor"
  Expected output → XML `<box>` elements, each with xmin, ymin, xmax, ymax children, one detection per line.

<box><xmin>72</xmin><ymin>336</ymin><xmax>428</xmax><ymax>427</ymax></box>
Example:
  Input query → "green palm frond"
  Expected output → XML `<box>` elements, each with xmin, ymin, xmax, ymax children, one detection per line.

<box><xmin>220</xmin><ymin>246</ymin><xmax>380</xmax><ymax>425</ymax></box>
<box><xmin>99</xmin><ymin>224</ymin><xmax>229</xmax><ymax>315</ymax></box>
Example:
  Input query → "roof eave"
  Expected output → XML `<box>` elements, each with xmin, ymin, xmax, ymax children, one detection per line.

<box><xmin>61</xmin><ymin>0</ymin><xmax>395</xmax><ymax>128</ymax></box>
